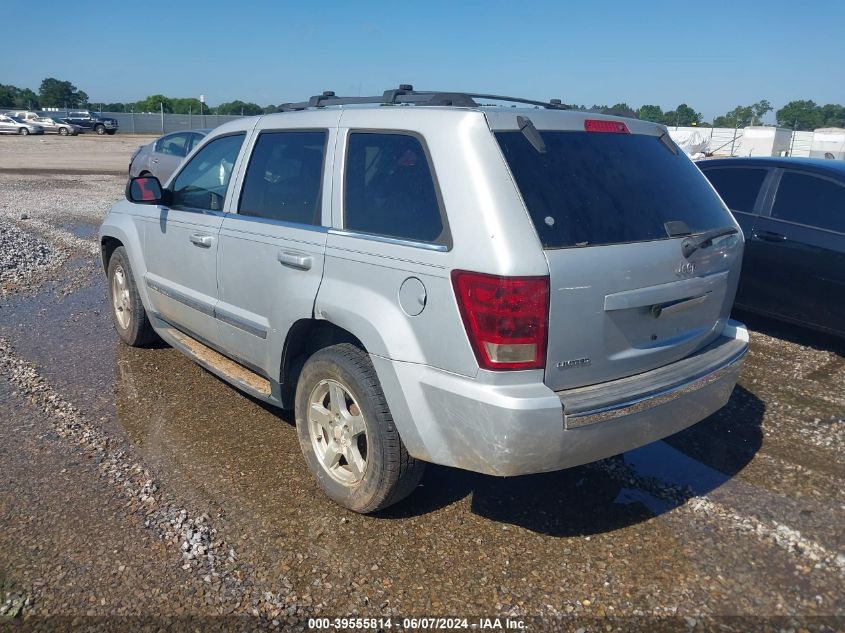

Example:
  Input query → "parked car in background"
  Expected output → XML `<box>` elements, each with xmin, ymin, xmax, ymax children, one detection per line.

<box><xmin>699</xmin><ymin>157</ymin><xmax>845</xmax><ymax>337</ymax></box>
<box><xmin>128</xmin><ymin>129</ymin><xmax>209</xmax><ymax>183</ymax></box>
<box><xmin>4</xmin><ymin>110</ymin><xmax>41</xmax><ymax>122</ymax></box>
<box><xmin>0</xmin><ymin>114</ymin><xmax>44</xmax><ymax>135</ymax></box>
<box><xmin>63</xmin><ymin>110</ymin><xmax>119</xmax><ymax>135</ymax></box>
<box><xmin>101</xmin><ymin>87</ymin><xmax>748</xmax><ymax>513</ymax></box>
<box><xmin>31</xmin><ymin>116</ymin><xmax>82</xmax><ymax>136</ymax></box>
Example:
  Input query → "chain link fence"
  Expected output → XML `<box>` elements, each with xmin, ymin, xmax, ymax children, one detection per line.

<box><xmin>37</xmin><ymin>109</ymin><xmax>247</xmax><ymax>135</ymax></box>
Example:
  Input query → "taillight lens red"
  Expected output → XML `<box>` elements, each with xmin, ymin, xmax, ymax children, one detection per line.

<box><xmin>584</xmin><ymin>119</ymin><xmax>630</xmax><ymax>133</ymax></box>
<box><xmin>451</xmin><ymin>271</ymin><xmax>549</xmax><ymax>371</ymax></box>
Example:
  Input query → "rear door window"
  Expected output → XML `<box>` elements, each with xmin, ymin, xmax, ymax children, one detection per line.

<box><xmin>495</xmin><ymin>130</ymin><xmax>731</xmax><ymax>248</ymax></box>
<box><xmin>771</xmin><ymin>171</ymin><xmax>845</xmax><ymax>233</ymax></box>
<box><xmin>344</xmin><ymin>132</ymin><xmax>445</xmax><ymax>245</ymax></box>
<box><xmin>155</xmin><ymin>133</ymin><xmax>190</xmax><ymax>156</ymax></box>
<box><xmin>701</xmin><ymin>167</ymin><xmax>768</xmax><ymax>213</ymax></box>
<box><xmin>238</xmin><ymin>130</ymin><xmax>327</xmax><ymax>226</ymax></box>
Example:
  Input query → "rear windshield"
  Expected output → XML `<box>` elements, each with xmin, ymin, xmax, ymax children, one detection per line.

<box><xmin>495</xmin><ymin>130</ymin><xmax>731</xmax><ymax>248</ymax></box>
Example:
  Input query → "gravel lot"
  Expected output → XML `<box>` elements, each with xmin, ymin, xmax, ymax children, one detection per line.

<box><xmin>0</xmin><ymin>145</ymin><xmax>843</xmax><ymax>631</ymax></box>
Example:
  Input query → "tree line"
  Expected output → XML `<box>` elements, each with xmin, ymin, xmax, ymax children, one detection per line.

<box><xmin>2</xmin><ymin>77</ymin><xmax>843</xmax><ymax>131</ymax></box>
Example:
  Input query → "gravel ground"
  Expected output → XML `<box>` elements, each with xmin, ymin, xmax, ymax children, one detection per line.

<box><xmin>0</xmin><ymin>173</ymin><xmax>120</xmax><ymax>297</ymax></box>
<box><xmin>0</xmin><ymin>168</ymin><xmax>842</xmax><ymax>631</ymax></box>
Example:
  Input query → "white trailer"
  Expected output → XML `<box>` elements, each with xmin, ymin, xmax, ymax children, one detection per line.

<box><xmin>737</xmin><ymin>126</ymin><xmax>792</xmax><ymax>157</ymax></box>
<box><xmin>809</xmin><ymin>128</ymin><xmax>845</xmax><ymax>160</ymax></box>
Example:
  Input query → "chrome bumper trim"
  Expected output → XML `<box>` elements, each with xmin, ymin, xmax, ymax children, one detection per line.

<box><xmin>561</xmin><ymin>342</ymin><xmax>747</xmax><ymax>430</ymax></box>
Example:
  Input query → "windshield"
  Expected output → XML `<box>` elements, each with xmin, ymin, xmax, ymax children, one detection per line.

<box><xmin>495</xmin><ymin>130</ymin><xmax>732</xmax><ymax>249</ymax></box>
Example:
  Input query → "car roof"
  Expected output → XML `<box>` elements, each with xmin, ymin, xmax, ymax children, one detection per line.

<box><xmin>697</xmin><ymin>156</ymin><xmax>845</xmax><ymax>177</ymax></box>
<box><xmin>214</xmin><ymin>104</ymin><xmax>664</xmax><ymax>138</ymax></box>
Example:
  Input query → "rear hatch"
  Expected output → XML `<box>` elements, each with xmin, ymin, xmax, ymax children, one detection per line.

<box><xmin>494</xmin><ymin>118</ymin><xmax>743</xmax><ymax>390</ymax></box>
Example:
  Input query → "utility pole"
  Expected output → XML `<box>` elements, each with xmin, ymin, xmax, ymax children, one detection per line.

<box><xmin>730</xmin><ymin>113</ymin><xmax>739</xmax><ymax>156</ymax></box>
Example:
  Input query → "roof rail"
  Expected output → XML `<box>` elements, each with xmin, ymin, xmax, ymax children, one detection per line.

<box><xmin>277</xmin><ymin>85</ymin><xmax>567</xmax><ymax>112</ymax></box>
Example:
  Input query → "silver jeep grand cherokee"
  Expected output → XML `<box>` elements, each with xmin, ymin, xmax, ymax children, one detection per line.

<box><xmin>99</xmin><ymin>86</ymin><xmax>748</xmax><ymax>513</ymax></box>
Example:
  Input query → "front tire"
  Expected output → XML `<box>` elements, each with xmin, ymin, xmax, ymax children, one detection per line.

<box><xmin>295</xmin><ymin>344</ymin><xmax>424</xmax><ymax>513</ymax></box>
<box><xmin>58</xmin><ymin>127</ymin><xmax>69</xmax><ymax>136</ymax></box>
<box><xmin>107</xmin><ymin>246</ymin><xmax>158</xmax><ymax>346</ymax></box>
<box><xmin>19</xmin><ymin>128</ymin><xmax>29</xmax><ymax>136</ymax></box>
<box><xmin>95</xmin><ymin>124</ymin><xmax>106</xmax><ymax>135</ymax></box>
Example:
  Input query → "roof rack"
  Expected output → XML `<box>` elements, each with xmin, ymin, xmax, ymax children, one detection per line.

<box><xmin>277</xmin><ymin>84</ymin><xmax>567</xmax><ymax>112</ymax></box>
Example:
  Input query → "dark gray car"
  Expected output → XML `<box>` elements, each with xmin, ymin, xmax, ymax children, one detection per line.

<box><xmin>699</xmin><ymin>157</ymin><xmax>845</xmax><ymax>337</ymax></box>
<box><xmin>129</xmin><ymin>129</ymin><xmax>209</xmax><ymax>183</ymax></box>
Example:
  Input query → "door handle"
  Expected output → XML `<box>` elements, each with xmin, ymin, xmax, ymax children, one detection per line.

<box><xmin>152</xmin><ymin>158</ymin><xmax>159</xmax><ymax>164</ymax></box>
<box><xmin>754</xmin><ymin>230</ymin><xmax>787</xmax><ymax>243</ymax></box>
<box><xmin>189</xmin><ymin>233</ymin><xmax>214</xmax><ymax>248</ymax></box>
<box><xmin>277</xmin><ymin>250</ymin><xmax>312</xmax><ymax>270</ymax></box>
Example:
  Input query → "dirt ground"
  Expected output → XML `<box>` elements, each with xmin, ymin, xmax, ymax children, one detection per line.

<box><xmin>0</xmin><ymin>135</ymin><xmax>157</xmax><ymax>174</ymax></box>
<box><xmin>0</xmin><ymin>144</ymin><xmax>843</xmax><ymax>632</ymax></box>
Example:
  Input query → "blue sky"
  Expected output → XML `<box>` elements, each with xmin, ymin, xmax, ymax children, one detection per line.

<box><xmin>6</xmin><ymin>0</ymin><xmax>844</xmax><ymax>121</ymax></box>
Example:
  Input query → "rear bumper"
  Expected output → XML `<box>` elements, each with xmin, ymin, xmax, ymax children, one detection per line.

<box><xmin>374</xmin><ymin>321</ymin><xmax>748</xmax><ymax>476</ymax></box>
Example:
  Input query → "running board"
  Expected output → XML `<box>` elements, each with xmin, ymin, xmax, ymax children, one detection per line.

<box><xmin>156</xmin><ymin>324</ymin><xmax>273</xmax><ymax>401</ymax></box>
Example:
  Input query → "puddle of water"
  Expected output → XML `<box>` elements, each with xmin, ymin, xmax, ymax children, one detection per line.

<box><xmin>60</xmin><ymin>220</ymin><xmax>99</xmax><ymax>240</ymax></box>
<box><xmin>0</xmin><ymin>265</ymin><xmax>119</xmax><ymax>427</ymax></box>
<box><xmin>625</xmin><ymin>441</ymin><xmax>730</xmax><ymax>495</ymax></box>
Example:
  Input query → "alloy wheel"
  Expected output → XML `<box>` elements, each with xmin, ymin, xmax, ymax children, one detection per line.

<box><xmin>308</xmin><ymin>379</ymin><xmax>368</xmax><ymax>485</ymax></box>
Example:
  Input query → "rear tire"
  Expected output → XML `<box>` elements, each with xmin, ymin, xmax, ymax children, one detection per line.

<box><xmin>107</xmin><ymin>246</ymin><xmax>158</xmax><ymax>346</ymax></box>
<box><xmin>295</xmin><ymin>344</ymin><xmax>424</xmax><ymax>513</ymax></box>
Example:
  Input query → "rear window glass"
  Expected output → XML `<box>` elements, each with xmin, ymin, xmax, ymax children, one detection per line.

<box><xmin>345</xmin><ymin>132</ymin><xmax>445</xmax><ymax>244</ymax></box>
<box><xmin>238</xmin><ymin>130</ymin><xmax>327</xmax><ymax>226</ymax></box>
<box><xmin>772</xmin><ymin>171</ymin><xmax>845</xmax><ymax>233</ymax></box>
<box><xmin>495</xmin><ymin>131</ymin><xmax>732</xmax><ymax>248</ymax></box>
<box><xmin>701</xmin><ymin>167</ymin><xmax>768</xmax><ymax>213</ymax></box>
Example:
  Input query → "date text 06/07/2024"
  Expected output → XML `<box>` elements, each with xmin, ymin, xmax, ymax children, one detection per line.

<box><xmin>307</xmin><ymin>616</ymin><xmax>527</xmax><ymax>630</ymax></box>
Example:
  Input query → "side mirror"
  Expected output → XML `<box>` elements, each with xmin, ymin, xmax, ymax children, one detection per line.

<box><xmin>126</xmin><ymin>176</ymin><xmax>169</xmax><ymax>205</ymax></box>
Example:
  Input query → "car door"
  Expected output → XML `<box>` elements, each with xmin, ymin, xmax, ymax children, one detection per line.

<box><xmin>215</xmin><ymin>115</ymin><xmax>336</xmax><ymax>377</ymax></box>
<box><xmin>0</xmin><ymin>116</ymin><xmax>13</xmax><ymax>133</ymax></box>
<box><xmin>747</xmin><ymin>168</ymin><xmax>845</xmax><ymax>333</ymax></box>
<box><xmin>141</xmin><ymin>132</ymin><xmax>248</xmax><ymax>347</ymax></box>
<box><xmin>698</xmin><ymin>164</ymin><xmax>774</xmax><ymax>311</ymax></box>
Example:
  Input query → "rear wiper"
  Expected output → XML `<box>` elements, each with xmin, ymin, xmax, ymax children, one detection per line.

<box><xmin>517</xmin><ymin>115</ymin><xmax>546</xmax><ymax>153</ymax></box>
<box><xmin>681</xmin><ymin>227</ymin><xmax>738</xmax><ymax>258</ymax></box>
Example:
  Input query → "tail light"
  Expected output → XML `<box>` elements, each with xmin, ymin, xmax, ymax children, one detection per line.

<box><xmin>451</xmin><ymin>270</ymin><xmax>549</xmax><ymax>371</ymax></box>
<box><xmin>584</xmin><ymin>119</ymin><xmax>629</xmax><ymax>133</ymax></box>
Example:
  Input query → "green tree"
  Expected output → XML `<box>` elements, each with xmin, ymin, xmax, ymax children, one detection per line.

<box><xmin>605</xmin><ymin>102</ymin><xmax>637</xmax><ymax>118</ymax></box>
<box><xmin>0</xmin><ymin>84</ymin><xmax>15</xmax><ymax>108</ymax></box>
<box><xmin>819</xmin><ymin>103</ymin><xmax>845</xmax><ymax>128</ymax></box>
<box><xmin>38</xmin><ymin>78</ymin><xmax>86</xmax><ymax>108</ymax></box>
<box><xmin>637</xmin><ymin>104</ymin><xmax>664</xmax><ymax>123</ymax></box>
<box><xmin>263</xmin><ymin>104</ymin><xmax>277</xmax><ymax>114</ymax></box>
<box><xmin>217</xmin><ymin>100</ymin><xmax>264</xmax><ymax>116</ymax></box>
<box><xmin>663</xmin><ymin>103</ymin><xmax>702</xmax><ymax>127</ymax></box>
<box><xmin>0</xmin><ymin>84</ymin><xmax>41</xmax><ymax>109</ymax></box>
<box><xmin>135</xmin><ymin>94</ymin><xmax>173</xmax><ymax>113</ymax></box>
<box><xmin>752</xmin><ymin>99</ymin><xmax>773</xmax><ymax>124</ymax></box>
<box><xmin>713</xmin><ymin>100</ymin><xmax>772</xmax><ymax>128</ymax></box>
<box><xmin>776</xmin><ymin>100</ymin><xmax>823</xmax><ymax>131</ymax></box>
<box><xmin>170</xmin><ymin>97</ymin><xmax>204</xmax><ymax>114</ymax></box>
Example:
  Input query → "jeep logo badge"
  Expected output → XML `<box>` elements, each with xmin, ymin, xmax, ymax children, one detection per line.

<box><xmin>677</xmin><ymin>261</ymin><xmax>695</xmax><ymax>276</ymax></box>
